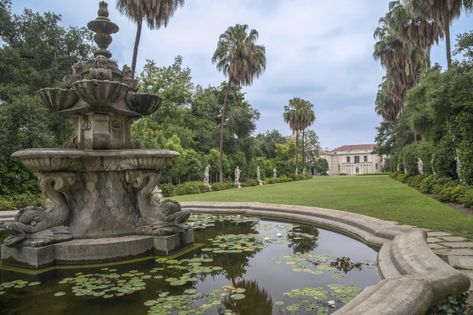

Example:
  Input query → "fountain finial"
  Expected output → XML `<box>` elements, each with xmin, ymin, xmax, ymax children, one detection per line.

<box><xmin>87</xmin><ymin>1</ymin><xmax>119</xmax><ymax>58</ymax></box>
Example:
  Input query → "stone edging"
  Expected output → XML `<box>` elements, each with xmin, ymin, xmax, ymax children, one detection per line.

<box><xmin>180</xmin><ymin>201</ymin><xmax>470</xmax><ymax>315</ymax></box>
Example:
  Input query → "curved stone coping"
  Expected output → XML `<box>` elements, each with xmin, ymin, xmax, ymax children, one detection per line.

<box><xmin>12</xmin><ymin>148</ymin><xmax>179</xmax><ymax>158</ymax></box>
<box><xmin>181</xmin><ymin>201</ymin><xmax>470</xmax><ymax>315</ymax></box>
<box><xmin>12</xmin><ymin>149</ymin><xmax>179</xmax><ymax>172</ymax></box>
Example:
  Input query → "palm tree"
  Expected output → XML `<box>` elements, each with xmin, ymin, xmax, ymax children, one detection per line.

<box><xmin>407</xmin><ymin>0</ymin><xmax>473</xmax><ymax>68</ymax></box>
<box><xmin>373</xmin><ymin>4</ymin><xmax>426</xmax><ymax>121</ymax></box>
<box><xmin>116</xmin><ymin>0</ymin><xmax>184</xmax><ymax>76</ymax></box>
<box><xmin>283</xmin><ymin>98</ymin><xmax>314</xmax><ymax>169</ymax></box>
<box><xmin>212</xmin><ymin>24</ymin><xmax>266</xmax><ymax>183</ymax></box>
<box><xmin>299</xmin><ymin>101</ymin><xmax>316</xmax><ymax>170</ymax></box>
<box><xmin>387</xmin><ymin>1</ymin><xmax>442</xmax><ymax>67</ymax></box>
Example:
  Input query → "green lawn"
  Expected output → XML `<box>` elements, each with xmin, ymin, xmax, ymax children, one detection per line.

<box><xmin>174</xmin><ymin>175</ymin><xmax>473</xmax><ymax>239</ymax></box>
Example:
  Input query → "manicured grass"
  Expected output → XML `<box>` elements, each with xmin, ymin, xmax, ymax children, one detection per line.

<box><xmin>174</xmin><ymin>175</ymin><xmax>473</xmax><ymax>239</ymax></box>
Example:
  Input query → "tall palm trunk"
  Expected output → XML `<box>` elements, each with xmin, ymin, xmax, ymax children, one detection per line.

<box><xmin>295</xmin><ymin>130</ymin><xmax>299</xmax><ymax>169</ymax></box>
<box><xmin>218</xmin><ymin>83</ymin><xmax>230</xmax><ymax>183</ymax></box>
<box><xmin>445</xmin><ymin>21</ymin><xmax>452</xmax><ymax>69</ymax></box>
<box><xmin>302</xmin><ymin>128</ymin><xmax>306</xmax><ymax>170</ymax></box>
<box><xmin>131</xmin><ymin>20</ymin><xmax>142</xmax><ymax>77</ymax></box>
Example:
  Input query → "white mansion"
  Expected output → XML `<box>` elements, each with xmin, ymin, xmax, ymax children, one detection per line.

<box><xmin>319</xmin><ymin>144</ymin><xmax>384</xmax><ymax>175</ymax></box>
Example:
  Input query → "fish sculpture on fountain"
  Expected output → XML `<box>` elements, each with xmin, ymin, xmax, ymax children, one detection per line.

<box><xmin>1</xmin><ymin>1</ymin><xmax>192</xmax><ymax>268</ymax></box>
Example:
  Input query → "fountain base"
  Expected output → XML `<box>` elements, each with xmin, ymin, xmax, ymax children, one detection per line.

<box><xmin>0</xmin><ymin>230</ymin><xmax>194</xmax><ymax>269</ymax></box>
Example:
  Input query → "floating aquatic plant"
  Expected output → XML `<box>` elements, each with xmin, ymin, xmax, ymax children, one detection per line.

<box><xmin>188</xmin><ymin>214</ymin><xmax>259</xmax><ymax>230</ymax></box>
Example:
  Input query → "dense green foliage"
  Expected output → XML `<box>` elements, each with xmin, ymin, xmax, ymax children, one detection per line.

<box><xmin>131</xmin><ymin>57</ymin><xmax>319</xmax><ymax>184</ymax></box>
<box><xmin>392</xmin><ymin>172</ymin><xmax>473</xmax><ymax>208</ymax></box>
<box><xmin>159</xmin><ymin>174</ymin><xmax>311</xmax><ymax>198</ymax></box>
<box><xmin>374</xmin><ymin>1</ymin><xmax>473</xmax><ymax>190</ymax></box>
<box><xmin>0</xmin><ymin>4</ymin><xmax>93</xmax><ymax>197</ymax></box>
<box><xmin>175</xmin><ymin>175</ymin><xmax>473</xmax><ymax>239</ymax></box>
<box><xmin>376</xmin><ymin>37</ymin><xmax>473</xmax><ymax>185</ymax></box>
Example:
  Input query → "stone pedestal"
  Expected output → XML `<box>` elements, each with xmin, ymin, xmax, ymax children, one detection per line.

<box><xmin>0</xmin><ymin>230</ymin><xmax>194</xmax><ymax>269</ymax></box>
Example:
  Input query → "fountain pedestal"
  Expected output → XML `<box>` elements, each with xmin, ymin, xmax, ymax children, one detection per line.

<box><xmin>1</xmin><ymin>2</ymin><xmax>193</xmax><ymax>270</ymax></box>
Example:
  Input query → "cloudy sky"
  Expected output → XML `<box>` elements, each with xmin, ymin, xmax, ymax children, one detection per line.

<box><xmin>13</xmin><ymin>1</ymin><xmax>472</xmax><ymax>149</ymax></box>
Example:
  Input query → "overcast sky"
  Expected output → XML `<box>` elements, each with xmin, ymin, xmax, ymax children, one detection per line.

<box><xmin>12</xmin><ymin>1</ymin><xmax>472</xmax><ymax>149</ymax></box>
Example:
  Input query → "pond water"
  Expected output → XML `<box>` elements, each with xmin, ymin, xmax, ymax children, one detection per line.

<box><xmin>0</xmin><ymin>214</ymin><xmax>379</xmax><ymax>315</ymax></box>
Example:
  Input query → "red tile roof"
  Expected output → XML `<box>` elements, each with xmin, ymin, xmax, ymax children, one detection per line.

<box><xmin>332</xmin><ymin>144</ymin><xmax>376</xmax><ymax>152</ymax></box>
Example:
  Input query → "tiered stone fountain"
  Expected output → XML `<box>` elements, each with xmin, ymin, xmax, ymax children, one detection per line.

<box><xmin>1</xmin><ymin>1</ymin><xmax>193</xmax><ymax>269</ymax></box>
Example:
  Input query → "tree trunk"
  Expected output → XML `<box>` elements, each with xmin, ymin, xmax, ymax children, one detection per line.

<box><xmin>131</xmin><ymin>20</ymin><xmax>142</xmax><ymax>77</ymax></box>
<box><xmin>302</xmin><ymin>128</ymin><xmax>306</xmax><ymax>170</ymax></box>
<box><xmin>445</xmin><ymin>21</ymin><xmax>452</xmax><ymax>69</ymax></box>
<box><xmin>295</xmin><ymin>130</ymin><xmax>299</xmax><ymax>169</ymax></box>
<box><xmin>218</xmin><ymin>83</ymin><xmax>230</xmax><ymax>183</ymax></box>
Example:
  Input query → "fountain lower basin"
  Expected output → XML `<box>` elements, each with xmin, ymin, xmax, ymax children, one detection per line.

<box><xmin>12</xmin><ymin>148</ymin><xmax>179</xmax><ymax>172</ymax></box>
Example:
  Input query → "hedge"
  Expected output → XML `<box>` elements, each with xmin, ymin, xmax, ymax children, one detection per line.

<box><xmin>391</xmin><ymin>172</ymin><xmax>473</xmax><ymax>208</ymax></box>
<box><xmin>161</xmin><ymin>174</ymin><xmax>312</xmax><ymax>197</ymax></box>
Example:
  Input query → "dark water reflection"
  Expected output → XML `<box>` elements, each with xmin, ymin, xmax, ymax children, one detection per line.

<box><xmin>0</xmin><ymin>217</ymin><xmax>379</xmax><ymax>315</ymax></box>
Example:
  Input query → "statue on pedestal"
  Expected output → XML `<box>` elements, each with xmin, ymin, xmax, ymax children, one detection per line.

<box><xmin>235</xmin><ymin>166</ymin><xmax>241</xmax><ymax>189</ymax></box>
<box><xmin>257</xmin><ymin>166</ymin><xmax>263</xmax><ymax>186</ymax></box>
<box><xmin>203</xmin><ymin>164</ymin><xmax>211</xmax><ymax>191</ymax></box>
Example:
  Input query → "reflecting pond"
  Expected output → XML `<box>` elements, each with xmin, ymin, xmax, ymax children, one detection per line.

<box><xmin>0</xmin><ymin>214</ymin><xmax>379</xmax><ymax>315</ymax></box>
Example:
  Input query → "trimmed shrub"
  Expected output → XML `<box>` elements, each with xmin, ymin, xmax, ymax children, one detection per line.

<box><xmin>402</xmin><ymin>144</ymin><xmax>420</xmax><ymax>175</ymax></box>
<box><xmin>0</xmin><ymin>193</ymin><xmax>43</xmax><ymax>210</ymax></box>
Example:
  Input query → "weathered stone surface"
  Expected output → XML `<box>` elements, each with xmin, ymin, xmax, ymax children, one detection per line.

<box><xmin>434</xmin><ymin>248</ymin><xmax>473</xmax><ymax>256</ymax></box>
<box><xmin>1</xmin><ymin>245</ymin><xmax>55</xmax><ymax>268</ymax></box>
<box><xmin>180</xmin><ymin>229</ymin><xmax>194</xmax><ymax>247</ymax></box>
<box><xmin>429</xmin><ymin>243</ymin><xmax>447</xmax><ymax>250</ymax></box>
<box><xmin>461</xmin><ymin>271</ymin><xmax>473</xmax><ymax>290</ymax></box>
<box><xmin>440</xmin><ymin>236</ymin><xmax>468</xmax><ymax>242</ymax></box>
<box><xmin>428</xmin><ymin>231</ymin><xmax>451</xmax><ymax>237</ymax></box>
<box><xmin>427</xmin><ymin>237</ymin><xmax>442</xmax><ymax>243</ymax></box>
<box><xmin>55</xmin><ymin>236</ymin><xmax>153</xmax><ymax>263</ymax></box>
<box><xmin>448</xmin><ymin>256</ymin><xmax>473</xmax><ymax>270</ymax></box>
<box><xmin>153</xmin><ymin>234</ymin><xmax>181</xmax><ymax>255</ymax></box>
<box><xmin>441</xmin><ymin>242</ymin><xmax>473</xmax><ymax>249</ymax></box>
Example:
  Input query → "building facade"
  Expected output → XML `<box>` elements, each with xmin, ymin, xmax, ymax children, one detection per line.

<box><xmin>319</xmin><ymin>144</ymin><xmax>384</xmax><ymax>175</ymax></box>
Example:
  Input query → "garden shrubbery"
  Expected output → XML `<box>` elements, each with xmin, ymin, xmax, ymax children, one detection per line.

<box><xmin>162</xmin><ymin>174</ymin><xmax>312</xmax><ymax>197</ymax></box>
<box><xmin>0</xmin><ymin>193</ymin><xmax>43</xmax><ymax>210</ymax></box>
<box><xmin>391</xmin><ymin>172</ymin><xmax>473</xmax><ymax>208</ymax></box>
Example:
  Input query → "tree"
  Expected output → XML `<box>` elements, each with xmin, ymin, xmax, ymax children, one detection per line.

<box><xmin>0</xmin><ymin>6</ymin><xmax>93</xmax><ymax>196</ymax></box>
<box><xmin>315</xmin><ymin>158</ymin><xmax>329</xmax><ymax>175</ymax></box>
<box><xmin>373</xmin><ymin>2</ymin><xmax>427</xmax><ymax>121</ymax></box>
<box><xmin>407</xmin><ymin>0</ymin><xmax>473</xmax><ymax>68</ymax></box>
<box><xmin>283</xmin><ymin>98</ymin><xmax>315</xmax><ymax>170</ymax></box>
<box><xmin>212</xmin><ymin>24</ymin><xmax>266</xmax><ymax>182</ymax></box>
<box><xmin>116</xmin><ymin>0</ymin><xmax>184</xmax><ymax>76</ymax></box>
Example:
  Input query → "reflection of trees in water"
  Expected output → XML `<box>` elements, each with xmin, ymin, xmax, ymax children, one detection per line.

<box><xmin>194</xmin><ymin>221</ymin><xmax>258</xmax><ymax>244</ymax></box>
<box><xmin>195</xmin><ymin>221</ymin><xmax>261</xmax><ymax>284</ymax></box>
<box><xmin>223</xmin><ymin>279</ymin><xmax>272</xmax><ymax>315</ymax></box>
<box><xmin>287</xmin><ymin>225</ymin><xmax>319</xmax><ymax>254</ymax></box>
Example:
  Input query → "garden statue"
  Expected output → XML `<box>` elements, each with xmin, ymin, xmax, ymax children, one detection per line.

<box><xmin>257</xmin><ymin>166</ymin><xmax>263</xmax><ymax>186</ymax></box>
<box><xmin>295</xmin><ymin>168</ymin><xmax>299</xmax><ymax>175</ymax></box>
<box><xmin>431</xmin><ymin>154</ymin><xmax>436</xmax><ymax>175</ymax></box>
<box><xmin>203</xmin><ymin>164</ymin><xmax>211</xmax><ymax>190</ymax></box>
<box><xmin>417</xmin><ymin>158</ymin><xmax>424</xmax><ymax>175</ymax></box>
<box><xmin>1</xmin><ymin>1</ymin><xmax>193</xmax><ymax>268</ymax></box>
<box><xmin>273</xmin><ymin>167</ymin><xmax>277</xmax><ymax>179</ymax></box>
<box><xmin>456</xmin><ymin>150</ymin><xmax>465</xmax><ymax>184</ymax></box>
<box><xmin>235</xmin><ymin>166</ymin><xmax>241</xmax><ymax>189</ymax></box>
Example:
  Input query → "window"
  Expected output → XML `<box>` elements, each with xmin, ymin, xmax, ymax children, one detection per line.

<box><xmin>376</xmin><ymin>163</ymin><xmax>378</xmax><ymax>170</ymax></box>
<box><xmin>346</xmin><ymin>156</ymin><xmax>350</xmax><ymax>163</ymax></box>
<box><xmin>364</xmin><ymin>156</ymin><xmax>368</xmax><ymax>162</ymax></box>
<box><xmin>354</xmin><ymin>156</ymin><xmax>360</xmax><ymax>163</ymax></box>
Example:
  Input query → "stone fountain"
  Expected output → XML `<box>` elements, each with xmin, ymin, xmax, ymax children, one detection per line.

<box><xmin>0</xmin><ymin>1</ymin><xmax>193</xmax><ymax>269</ymax></box>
